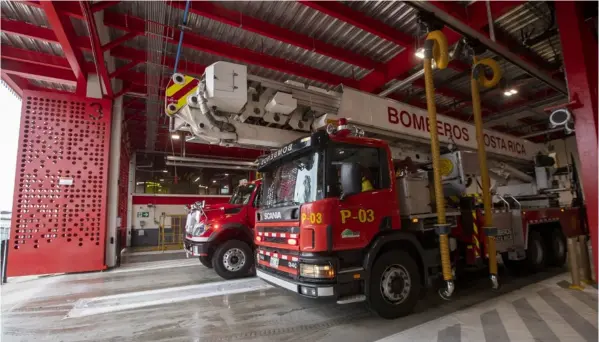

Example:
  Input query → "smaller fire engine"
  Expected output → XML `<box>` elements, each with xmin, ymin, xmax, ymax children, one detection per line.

<box><xmin>184</xmin><ymin>179</ymin><xmax>261</xmax><ymax>279</ymax></box>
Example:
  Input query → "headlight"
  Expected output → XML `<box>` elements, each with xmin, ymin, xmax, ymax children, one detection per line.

<box><xmin>191</xmin><ymin>222</ymin><xmax>205</xmax><ymax>236</ymax></box>
<box><xmin>299</xmin><ymin>263</ymin><xmax>335</xmax><ymax>279</ymax></box>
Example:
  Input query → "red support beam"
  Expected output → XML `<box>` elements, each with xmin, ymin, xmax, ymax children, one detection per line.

<box><xmin>41</xmin><ymin>1</ymin><xmax>88</xmax><ymax>94</ymax></box>
<box><xmin>101</xmin><ymin>31</ymin><xmax>138</xmax><ymax>52</ymax></box>
<box><xmin>91</xmin><ymin>1</ymin><xmax>120</xmax><ymax>12</ymax></box>
<box><xmin>103</xmin><ymin>11</ymin><xmax>357</xmax><ymax>88</ymax></box>
<box><xmin>169</xmin><ymin>1</ymin><xmax>380</xmax><ymax>71</ymax></box>
<box><xmin>110</xmin><ymin>46</ymin><xmax>207</xmax><ymax>77</ymax></box>
<box><xmin>21</xmin><ymin>0</ymin><xmax>84</xmax><ymax>19</ymax></box>
<box><xmin>109</xmin><ymin>60</ymin><xmax>140</xmax><ymax>79</ymax></box>
<box><xmin>1</xmin><ymin>59</ymin><xmax>77</xmax><ymax>86</ymax></box>
<box><xmin>80</xmin><ymin>1</ymin><xmax>113</xmax><ymax>97</ymax></box>
<box><xmin>1</xmin><ymin>72</ymin><xmax>28</xmax><ymax>97</ymax></box>
<box><xmin>556</xmin><ymin>1</ymin><xmax>598</xmax><ymax>279</ymax></box>
<box><xmin>0</xmin><ymin>18</ymin><xmax>91</xmax><ymax>50</ymax></box>
<box><xmin>1</xmin><ymin>45</ymin><xmax>71</xmax><ymax>70</ymax></box>
<box><xmin>1</xmin><ymin>18</ymin><xmax>59</xmax><ymax>44</ymax></box>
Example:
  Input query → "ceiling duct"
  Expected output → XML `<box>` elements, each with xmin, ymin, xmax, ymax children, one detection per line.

<box><xmin>166</xmin><ymin>156</ymin><xmax>257</xmax><ymax>167</ymax></box>
<box><xmin>144</xmin><ymin>1</ymin><xmax>172</xmax><ymax>151</ymax></box>
<box><xmin>166</xmin><ymin>161</ymin><xmax>256</xmax><ymax>171</ymax></box>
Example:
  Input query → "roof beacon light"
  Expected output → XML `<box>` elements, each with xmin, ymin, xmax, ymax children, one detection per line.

<box><xmin>326</xmin><ymin>118</ymin><xmax>364</xmax><ymax>138</ymax></box>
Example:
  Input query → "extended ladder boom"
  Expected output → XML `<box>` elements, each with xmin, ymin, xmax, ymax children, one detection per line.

<box><xmin>164</xmin><ymin>61</ymin><xmax>542</xmax><ymax>162</ymax></box>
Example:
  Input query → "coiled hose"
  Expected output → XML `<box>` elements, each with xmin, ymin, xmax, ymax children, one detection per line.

<box><xmin>471</xmin><ymin>57</ymin><xmax>502</xmax><ymax>289</ymax></box>
<box><xmin>422</xmin><ymin>30</ymin><xmax>454</xmax><ymax>299</ymax></box>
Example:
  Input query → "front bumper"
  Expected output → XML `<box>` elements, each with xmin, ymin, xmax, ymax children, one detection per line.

<box><xmin>256</xmin><ymin>269</ymin><xmax>335</xmax><ymax>297</ymax></box>
<box><xmin>184</xmin><ymin>238</ymin><xmax>211</xmax><ymax>257</ymax></box>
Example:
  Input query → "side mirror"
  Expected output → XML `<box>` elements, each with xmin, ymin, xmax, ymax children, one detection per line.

<box><xmin>340</xmin><ymin>162</ymin><xmax>362</xmax><ymax>200</ymax></box>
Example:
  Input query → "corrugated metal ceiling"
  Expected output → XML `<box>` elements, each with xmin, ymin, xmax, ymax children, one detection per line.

<box><xmin>0</xmin><ymin>0</ymin><xmax>569</xmax><ymax>139</ymax></box>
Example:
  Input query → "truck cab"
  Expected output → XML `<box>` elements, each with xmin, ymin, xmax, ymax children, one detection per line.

<box><xmin>185</xmin><ymin>179</ymin><xmax>261</xmax><ymax>279</ymax></box>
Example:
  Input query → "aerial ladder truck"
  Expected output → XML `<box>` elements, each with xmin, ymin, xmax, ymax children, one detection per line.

<box><xmin>164</xmin><ymin>32</ymin><xmax>583</xmax><ymax>319</ymax></box>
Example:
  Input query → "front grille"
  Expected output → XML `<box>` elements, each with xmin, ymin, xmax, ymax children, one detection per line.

<box><xmin>257</xmin><ymin>226</ymin><xmax>300</xmax><ymax>234</ymax></box>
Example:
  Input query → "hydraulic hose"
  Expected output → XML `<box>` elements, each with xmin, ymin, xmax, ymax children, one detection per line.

<box><xmin>471</xmin><ymin>57</ymin><xmax>502</xmax><ymax>290</ymax></box>
<box><xmin>422</xmin><ymin>30</ymin><xmax>454</xmax><ymax>299</ymax></box>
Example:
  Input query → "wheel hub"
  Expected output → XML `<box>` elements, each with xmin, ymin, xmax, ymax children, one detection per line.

<box><xmin>223</xmin><ymin>248</ymin><xmax>246</xmax><ymax>272</ymax></box>
<box><xmin>380</xmin><ymin>265</ymin><xmax>411</xmax><ymax>305</ymax></box>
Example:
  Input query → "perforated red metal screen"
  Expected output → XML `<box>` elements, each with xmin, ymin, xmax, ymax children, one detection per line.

<box><xmin>8</xmin><ymin>91</ymin><xmax>112</xmax><ymax>276</ymax></box>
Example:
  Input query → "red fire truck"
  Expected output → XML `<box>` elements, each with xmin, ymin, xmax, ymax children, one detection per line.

<box><xmin>253</xmin><ymin>128</ymin><xmax>582</xmax><ymax>319</ymax></box>
<box><xmin>184</xmin><ymin>180</ymin><xmax>261</xmax><ymax>279</ymax></box>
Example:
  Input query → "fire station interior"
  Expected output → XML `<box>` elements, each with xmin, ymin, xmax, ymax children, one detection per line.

<box><xmin>1</xmin><ymin>1</ymin><xmax>597</xmax><ymax>341</ymax></box>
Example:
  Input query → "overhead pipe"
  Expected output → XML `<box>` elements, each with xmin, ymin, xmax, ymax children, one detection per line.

<box><xmin>169</xmin><ymin>0</ymin><xmax>192</xmax><ymax>134</ymax></box>
<box><xmin>421</xmin><ymin>30</ymin><xmax>455</xmax><ymax>300</ymax></box>
<box><xmin>166</xmin><ymin>161</ymin><xmax>256</xmax><ymax>171</ymax></box>
<box><xmin>485</xmin><ymin>1</ymin><xmax>496</xmax><ymax>42</ymax></box>
<box><xmin>166</xmin><ymin>155</ymin><xmax>257</xmax><ymax>167</ymax></box>
<box><xmin>520</xmin><ymin>127</ymin><xmax>564</xmax><ymax>139</ymax></box>
<box><xmin>470</xmin><ymin>55</ymin><xmax>502</xmax><ymax>290</ymax></box>
<box><xmin>378</xmin><ymin>39</ymin><xmax>465</xmax><ymax>97</ymax></box>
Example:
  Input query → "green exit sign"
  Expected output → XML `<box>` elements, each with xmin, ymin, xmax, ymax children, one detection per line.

<box><xmin>137</xmin><ymin>212</ymin><xmax>149</xmax><ymax>218</ymax></box>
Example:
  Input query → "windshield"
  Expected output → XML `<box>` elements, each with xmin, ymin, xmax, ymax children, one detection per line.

<box><xmin>262</xmin><ymin>151</ymin><xmax>323</xmax><ymax>208</ymax></box>
<box><xmin>229</xmin><ymin>184</ymin><xmax>256</xmax><ymax>205</ymax></box>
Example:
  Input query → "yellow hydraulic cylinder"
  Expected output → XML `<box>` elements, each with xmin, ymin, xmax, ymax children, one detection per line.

<box><xmin>422</xmin><ymin>30</ymin><xmax>454</xmax><ymax>299</ymax></box>
<box><xmin>471</xmin><ymin>57</ymin><xmax>502</xmax><ymax>289</ymax></box>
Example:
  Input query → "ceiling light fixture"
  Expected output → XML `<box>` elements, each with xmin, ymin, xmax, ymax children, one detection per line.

<box><xmin>194</xmin><ymin>177</ymin><xmax>200</xmax><ymax>182</ymax></box>
<box><xmin>414</xmin><ymin>47</ymin><xmax>425</xmax><ymax>59</ymax></box>
<box><xmin>503</xmin><ymin>89</ymin><xmax>518</xmax><ymax>97</ymax></box>
<box><xmin>171</xmin><ymin>134</ymin><xmax>180</xmax><ymax>140</ymax></box>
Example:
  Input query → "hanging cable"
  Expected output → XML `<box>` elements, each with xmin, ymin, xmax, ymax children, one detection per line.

<box><xmin>173</xmin><ymin>0</ymin><xmax>191</xmax><ymax>74</ymax></box>
<box><xmin>471</xmin><ymin>56</ymin><xmax>502</xmax><ymax>290</ymax></box>
<box><xmin>422</xmin><ymin>30</ymin><xmax>454</xmax><ymax>300</ymax></box>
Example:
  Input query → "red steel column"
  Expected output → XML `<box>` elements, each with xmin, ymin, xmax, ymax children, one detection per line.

<box><xmin>556</xmin><ymin>2</ymin><xmax>598</xmax><ymax>279</ymax></box>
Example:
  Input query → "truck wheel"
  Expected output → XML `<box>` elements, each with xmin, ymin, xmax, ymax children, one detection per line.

<box><xmin>368</xmin><ymin>251</ymin><xmax>421</xmax><ymax>319</ymax></box>
<box><xmin>212</xmin><ymin>240</ymin><xmax>253</xmax><ymax>280</ymax></box>
<box><xmin>501</xmin><ymin>252</ymin><xmax>523</xmax><ymax>274</ymax></box>
<box><xmin>526</xmin><ymin>230</ymin><xmax>547</xmax><ymax>272</ymax></box>
<box><xmin>548</xmin><ymin>229</ymin><xmax>567</xmax><ymax>267</ymax></box>
<box><xmin>199</xmin><ymin>256</ymin><xmax>213</xmax><ymax>268</ymax></box>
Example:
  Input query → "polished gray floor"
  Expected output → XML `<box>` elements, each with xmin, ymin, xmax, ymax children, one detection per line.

<box><xmin>1</xmin><ymin>256</ymin><xmax>588</xmax><ymax>342</ymax></box>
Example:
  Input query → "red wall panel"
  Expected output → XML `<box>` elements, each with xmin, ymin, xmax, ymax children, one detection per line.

<box><xmin>8</xmin><ymin>91</ymin><xmax>112</xmax><ymax>276</ymax></box>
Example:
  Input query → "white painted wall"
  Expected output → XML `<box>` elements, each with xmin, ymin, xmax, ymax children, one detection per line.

<box><xmin>132</xmin><ymin>204</ymin><xmax>188</xmax><ymax>231</ymax></box>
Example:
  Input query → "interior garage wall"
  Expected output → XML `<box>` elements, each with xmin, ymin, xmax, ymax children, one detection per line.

<box><xmin>130</xmin><ymin>195</ymin><xmax>230</xmax><ymax>246</ymax></box>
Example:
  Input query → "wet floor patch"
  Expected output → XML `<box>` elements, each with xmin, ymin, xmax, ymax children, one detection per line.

<box><xmin>65</xmin><ymin>277</ymin><xmax>272</xmax><ymax>318</ymax></box>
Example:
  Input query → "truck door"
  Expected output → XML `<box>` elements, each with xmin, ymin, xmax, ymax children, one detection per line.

<box><xmin>248</xmin><ymin>184</ymin><xmax>261</xmax><ymax>229</ymax></box>
<box><xmin>330</xmin><ymin>145</ymin><xmax>396</xmax><ymax>251</ymax></box>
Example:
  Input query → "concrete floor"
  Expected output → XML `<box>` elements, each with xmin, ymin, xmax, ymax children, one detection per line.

<box><xmin>1</xmin><ymin>256</ymin><xmax>595</xmax><ymax>342</ymax></box>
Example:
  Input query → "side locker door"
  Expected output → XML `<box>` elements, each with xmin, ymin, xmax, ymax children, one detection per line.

<box><xmin>332</xmin><ymin>146</ymin><xmax>394</xmax><ymax>251</ymax></box>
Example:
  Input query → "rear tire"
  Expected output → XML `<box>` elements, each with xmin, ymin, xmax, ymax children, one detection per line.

<box><xmin>526</xmin><ymin>230</ymin><xmax>547</xmax><ymax>272</ymax></box>
<box><xmin>368</xmin><ymin>251</ymin><xmax>421</xmax><ymax>319</ymax></box>
<box><xmin>199</xmin><ymin>256</ymin><xmax>213</xmax><ymax>268</ymax></box>
<box><xmin>548</xmin><ymin>229</ymin><xmax>567</xmax><ymax>267</ymax></box>
<box><xmin>212</xmin><ymin>240</ymin><xmax>253</xmax><ymax>280</ymax></box>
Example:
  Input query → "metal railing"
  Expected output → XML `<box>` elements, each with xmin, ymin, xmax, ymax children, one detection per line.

<box><xmin>158</xmin><ymin>214</ymin><xmax>186</xmax><ymax>251</ymax></box>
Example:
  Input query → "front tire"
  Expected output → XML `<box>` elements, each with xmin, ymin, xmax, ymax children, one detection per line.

<box><xmin>526</xmin><ymin>230</ymin><xmax>547</xmax><ymax>272</ymax></box>
<box><xmin>368</xmin><ymin>251</ymin><xmax>421</xmax><ymax>319</ymax></box>
<box><xmin>199</xmin><ymin>256</ymin><xmax>213</xmax><ymax>268</ymax></box>
<box><xmin>212</xmin><ymin>240</ymin><xmax>253</xmax><ymax>280</ymax></box>
<box><xmin>548</xmin><ymin>229</ymin><xmax>567</xmax><ymax>267</ymax></box>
